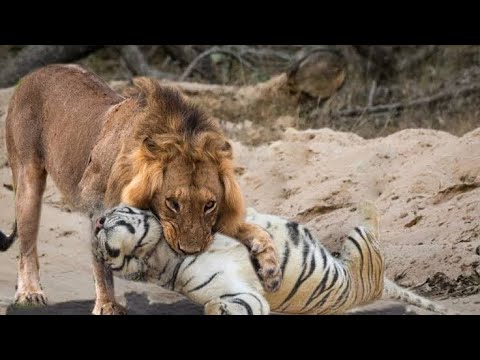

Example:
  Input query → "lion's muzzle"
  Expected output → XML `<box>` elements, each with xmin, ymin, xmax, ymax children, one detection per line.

<box><xmin>162</xmin><ymin>222</ymin><xmax>213</xmax><ymax>255</ymax></box>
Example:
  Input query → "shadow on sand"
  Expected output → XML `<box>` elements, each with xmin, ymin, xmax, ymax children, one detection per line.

<box><xmin>5</xmin><ymin>292</ymin><xmax>414</xmax><ymax>315</ymax></box>
<box><xmin>6</xmin><ymin>292</ymin><xmax>204</xmax><ymax>315</ymax></box>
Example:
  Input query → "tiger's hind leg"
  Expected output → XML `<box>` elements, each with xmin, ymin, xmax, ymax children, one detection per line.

<box><xmin>204</xmin><ymin>293</ymin><xmax>270</xmax><ymax>315</ymax></box>
<box><xmin>339</xmin><ymin>201</ymin><xmax>385</xmax><ymax>306</ymax></box>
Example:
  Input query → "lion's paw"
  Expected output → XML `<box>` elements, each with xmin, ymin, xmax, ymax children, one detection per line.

<box><xmin>249</xmin><ymin>236</ymin><xmax>282</xmax><ymax>293</ymax></box>
<box><xmin>92</xmin><ymin>301</ymin><xmax>127</xmax><ymax>315</ymax></box>
<box><xmin>14</xmin><ymin>290</ymin><xmax>48</xmax><ymax>307</ymax></box>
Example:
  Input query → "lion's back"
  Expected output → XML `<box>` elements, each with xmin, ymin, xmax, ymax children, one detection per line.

<box><xmin>6</xmin><ymin>64</ymin><xmax>127</xmax><ymax>208</ymax></box>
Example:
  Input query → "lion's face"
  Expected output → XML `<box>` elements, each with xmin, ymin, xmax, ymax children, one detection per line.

<box><xmin>118</xmin><ymin>140</ymin><xmax>243</xmax><ymax>255</ymax></box>
<box><xmin>110</xmin><ymin>80</ymin><xmax>245</xmax><ymax>256</ymax></box>
<box><xmin>152</xmin><ymin>157</ymin><xmax>222</xmax><ymax>254</ymax></box>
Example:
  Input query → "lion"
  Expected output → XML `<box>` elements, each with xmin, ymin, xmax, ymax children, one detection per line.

<box><xmin>0</xmin><ymin>64</ymin><xmax>281</xmax><ymax>315</ymax></box>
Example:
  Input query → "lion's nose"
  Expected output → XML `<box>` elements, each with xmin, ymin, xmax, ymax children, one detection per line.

<box><xmin>178</xmin><ymin>243</ymin><xmax>202</xmax><ymax>255</ymax></box>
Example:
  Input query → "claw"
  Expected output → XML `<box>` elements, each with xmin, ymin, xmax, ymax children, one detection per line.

<box><xmin>14</xmin><ymin>290</ymin><xmax>48</xmax><ymax>307</ymax></box>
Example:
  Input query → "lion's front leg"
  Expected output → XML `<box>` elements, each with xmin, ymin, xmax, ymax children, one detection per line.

<box><xmin>233</xmin><ymin>222</ymin><xmax>282</xmax><ymax>293</ymax></box>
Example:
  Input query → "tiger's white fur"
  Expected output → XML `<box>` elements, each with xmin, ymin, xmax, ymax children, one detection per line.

<box><xmin>93</xmin><ymin>203</ymin><xmax>457</xmax><ymax>315</ymax></box>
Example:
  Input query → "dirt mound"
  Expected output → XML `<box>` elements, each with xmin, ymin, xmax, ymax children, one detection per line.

<box><xmin>233</xmin><ymin>127</ymin><xmax>480</xmax><ymax>291</ymax></box>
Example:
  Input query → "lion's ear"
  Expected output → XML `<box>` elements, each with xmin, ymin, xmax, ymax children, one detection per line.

<box><xmin>143</xmin><ymin>137</ymin><xmax>158</xmax><ymax>154</ymax></box>
<box><xmin>215</xmin><ymin>169</ymin><xmax>245</xmax><ymax>237</ymax></box>
<box><xmin>219</xmin><ymin>141</ymin><xmax>233</xmax><ymax>159</ymax></box>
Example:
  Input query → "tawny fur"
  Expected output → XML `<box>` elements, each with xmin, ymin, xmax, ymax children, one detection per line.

<box><xmin>0</xmin><ymin>64</ymin><xmax>280</xmax><ymax>314</ymax></box>
<box><xmin>93</xmin><ymin>203</ymin><xmax>458</xmax><ymax>315</ymax></box>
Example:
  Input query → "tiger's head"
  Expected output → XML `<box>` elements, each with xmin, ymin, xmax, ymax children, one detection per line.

<box><xmin>92</xmin><ymin>205</ymin><xmax>162</xmax><ymax>280</ymax></box>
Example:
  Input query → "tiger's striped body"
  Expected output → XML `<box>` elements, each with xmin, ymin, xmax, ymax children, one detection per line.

<box><xmin>93</xmin><ymin>203</ymin><xmax>455</xmax><ymax>315</ymax></box>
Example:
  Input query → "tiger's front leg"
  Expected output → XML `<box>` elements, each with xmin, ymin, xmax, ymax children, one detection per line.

<box><xmin>204</xmin><ymin>293</ymin><xmax>270</xmax><ymax>315</ymax></box>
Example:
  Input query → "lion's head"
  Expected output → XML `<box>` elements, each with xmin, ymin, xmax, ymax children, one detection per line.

<box><xmin>105</xmin><ymin>78</ymin><xmax>244</xmax><ymax>255</ymax></box>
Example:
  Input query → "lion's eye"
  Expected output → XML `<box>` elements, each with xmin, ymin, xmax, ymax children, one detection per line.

<box><xmin>166</xmin><ymin>198</ymin><xmax>180</xmax><ymax>213</ymax></box>
<box><xmin>204</xmin><ymin>200</ymin><xmax>216</xmax><ymax>214</ymax></box>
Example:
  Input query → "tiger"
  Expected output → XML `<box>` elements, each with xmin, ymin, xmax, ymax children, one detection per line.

<box><xmin>92</xmin><ymin>202</ymin><xmax>457</xmax><ymax>315</ymax></box>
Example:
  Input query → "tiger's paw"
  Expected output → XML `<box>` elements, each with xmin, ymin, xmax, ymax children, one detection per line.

<box><xmin>92</xmin><ymin>301</ymin><xmax>127</xmax><ymax>315</ymax></box>
<box><xmin>204</xmin><ymin>298</ymin><xmax>263</xmax><ymax>315</ymax></box>
<box><xmin>205</xmin><ymin>300</ymin><xmax>231</xmax><ymax>315</ymax></box>
<box><xmin>249</xmin><ymin>235</ymin><xmax>282</xmax><ymax>293</ymax></box>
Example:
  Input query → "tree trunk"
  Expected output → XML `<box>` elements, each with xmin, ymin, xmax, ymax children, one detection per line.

<box><xmin>0</xmin><ymin>45</ymin><xmax>102</xmax><ymax>87</ymax></box>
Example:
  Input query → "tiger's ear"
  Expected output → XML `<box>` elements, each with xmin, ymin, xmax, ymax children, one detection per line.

<box><xmin>215</xmin><ymin>167</ymin><xmax>245</xmax><ymax>237</ymax></box>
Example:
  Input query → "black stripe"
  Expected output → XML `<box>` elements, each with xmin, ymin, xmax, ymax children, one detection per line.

<box><xmin>230</xmin><ymin>298</ymin><xmax>253</xmax><ymax>315</ymax></box>
<box><xmin>188</xmin><ymin>272</ymin><xmax>221</xmax><ymax>293</ymax></box>
<box><xmin>360</xmin><ymin>229</ymin><xmax>375</xmax><ymax>296</ymax></box>
<box><xmin>308</xmin><ymin>266</ymin><xmax>341</xmax><ymax>311</ymax></box>
<box><xmin>331</xmin><ymin>274</ymin><xmax>351</xmax><ymax>311</ymax></box>
<box><xmin>355</xmin><ymin>227</ymin><xmax>372</xmax><ymax>275</ymax></box>
<box><xmin>169</xmin><ymin>258</ymin><xmax>186</xmax><ymax>291</ymax></box>
<box><xmin>182</xmin><ymin>276</ymin><xmax>194</xmax><ymax>288</ymax></box>
<box><xmin>244</xmin><ymin>293</ymin><xmax>264</xmax><ymax>314</ymax></box>
<box><xmin>310</xmin><ymin>285</ymin><xmax>336</xmax><ymax>312</ymax></box>
<box><xmin>158</xmin><ymin>259</ymin><xmax>170</xmax><ymax>280</ymax></box>
<box><xmin>220</xmin><ymin>293</ymin><xmax>245</xmax><ymax>298</ymax></box>
<box><xmin>348</xmin><ymin>235</ymin><xmax>365</xmax><ymax>295</ymax></box>
<box><xmin>304</xmin><ymin>267</ymin><xmax>330</xmax><ymax>309</ymax></box>
<box><xmin>280</xmin><ymin>263</ymin><xmax>307</xmax><ymax>308</ymax></box>
<box><xmin>307</xmin><ymin>254</ymin><xmax>316</xmax><ymax>282</ymax></box>
<box><xmin>220</xmin><ymin>293</ymin><xmax>265</xmax><ymax>314</ymax></box>
<box><xmin>348</xmin><ymin>236</ymin><xmax>364</xmax><ymax>276</ymax></box>
<box><xmin>348</xmin><ymin>236</ymin><xmax>363</xmax><ymax>259</ymax></box>
<box><xmin>280</xmin><ymin>241</ymin><xmax>290</xmax><ymax>278</ymax></box>
<box><xmin>286</xmin><ymin>221</ymin><xmax>300</xmax><ymax>246</ymax></box>
<box><xmin>114</xmin><ymin>220</ymin><xmax>135</xmax><ymax>234</ymax></box>
<box><xmin>280</xmin><ymin>241</ymin><xmax>315</xmax><ymax>308</ymax></box>
<box><xmin>132</xmin><ymin>217</ymin><xmax>151</xmax><ymax>251</ymax></box>
<box><xmin>354</xmin><ymin>227</ymin><xmax>364</xmax><ymax>238</ymax></box>
<box><xmin>302</xmin><ymin>240</ymin><xmax>310</xmax><ymax>260</ymax></box>
<box><xmin>303</xmin><ymin>228</ymin><xmax>316</xmax><ymax>247</ymax></box>
<box><xmin>185</xmin><ymin>255</ymin><xmax>199</xmax><ymax>269</ymax></box>
<box><xmin>320</xmin><ymin>247</ymin><xmax>328</xmax><ymax>268</ymax></box>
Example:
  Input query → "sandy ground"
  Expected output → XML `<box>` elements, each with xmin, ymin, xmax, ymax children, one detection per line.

<box><xmin>1</xmin><ymin>86</ymin><xmax>479</xmax><ymax>315</ymax></box>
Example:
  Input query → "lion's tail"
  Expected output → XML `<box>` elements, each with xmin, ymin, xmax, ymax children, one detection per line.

<box><xmin>0</xmin><ymin>222</ymin><xmax>17</xmax><ymax>252</ymax></box>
